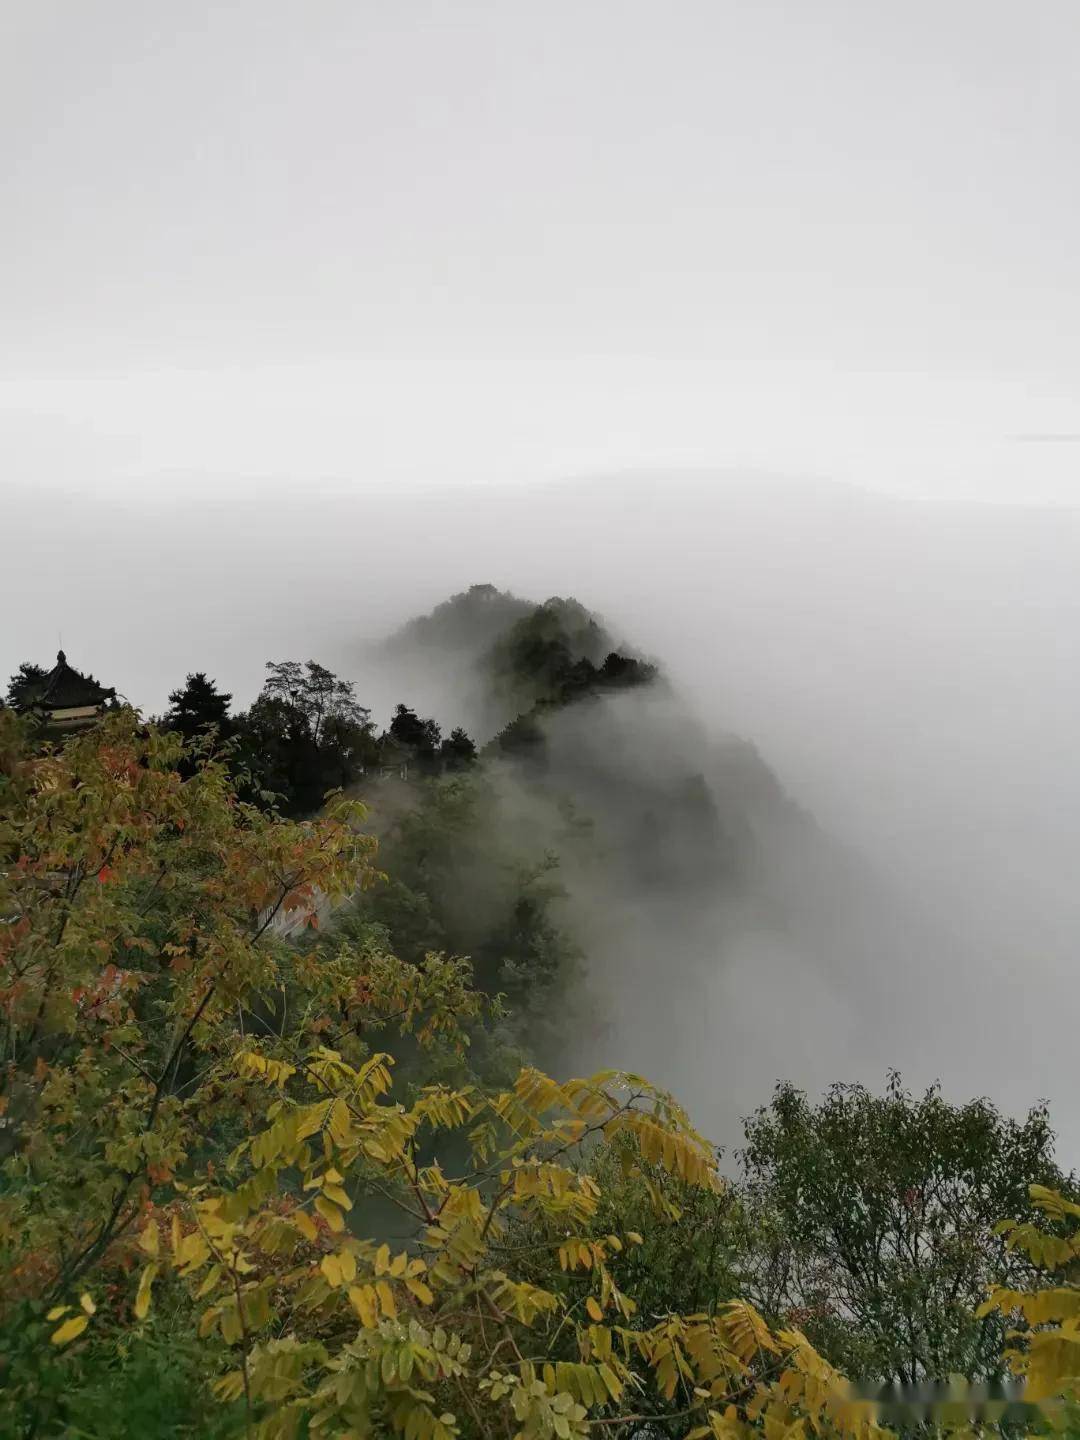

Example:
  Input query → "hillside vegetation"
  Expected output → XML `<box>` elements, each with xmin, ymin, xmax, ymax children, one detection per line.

<box><xmin>2</xmin><ymin>588</ymin><xmax>1079</xmax><ymax>1438</ymax></box>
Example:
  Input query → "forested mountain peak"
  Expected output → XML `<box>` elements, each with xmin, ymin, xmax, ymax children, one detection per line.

<box><xmin>372</xmin><ymin>584</ymin><xmax>973</xmax><ymax>1150</ymax></box>
<box><xmin>373</xmin><ymin>586</ymin><xmax>659</xmax><ymax>743</ymax></box>
<box><xmin>387</xmin><ymin>583</ymin><xmax>534</xmax><ymax>657</ymax></box>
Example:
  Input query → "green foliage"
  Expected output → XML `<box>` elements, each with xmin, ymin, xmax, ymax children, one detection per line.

<box><xmin>491</xmin><ymin>710</ymin><xmax>548</xmax><ymax>764</ymax></box>
<box><xmin>391</xmin><ymin>583</ymin><xmax>534</xmax><ymax>657</ymax></box>
<box><xmin>261</xmin><ymin>660</ymin><xmax>369</xmax><ymax>747</ymax></box>
<box><xmin>0</xmin><ymin>1296</ymin><xmax>240</xmax><ymax>1437</ymax></box>
<box><xmin>482</xmin><ymin>599</ymin><xmax>658</xmax><ymax>774</ymax></box>
<box><xmin>487</xmin><ymin>598</ymin><xmax>657</xmax><ymax>717</ymax></box>
<box><xmin>582</xmin><ymin>1136</ymin><xmax>749</xmax><ymax>1316</ymax></box>
<box><xmin>377</xmin><ymin>706</ymin><xmax>477</xmax><ymax>778</ymax></box>
<box><xmin>163</xmin><ymin>672</ymin><xmax>234</xmax><ymax>743</ymax></box>
<box><xmin>388</xmin><ymin>703</ymin><xmax>443</xmax><ymax>767</ymax></box>
<box><xmin>439</xmin><ymin>726</ymin><xmax>477</xmax><ymax>771</ymax></box>
<box><xmin>231</xmin><ymin>660</ymin><xmax>379</xmax><ymax>816</ymax></box>
<box><xmin>737</xmin><ymin>1074</ymin><xmax>1077</xmax><ymax>1386</ymax></box>
<box><xmin>488</xmin><ymin>599</ymin><xmax>610</xmax><ymax>703</ymax></box>
<box><xmin>345</xmin><ymin>773</ymin><xmax>582</xmax><ymax>1045</ymax></box>
<box><xmin>6</xmin><ymin>661</ymin><xmax>49</xmax><ymax>710</ymax></box>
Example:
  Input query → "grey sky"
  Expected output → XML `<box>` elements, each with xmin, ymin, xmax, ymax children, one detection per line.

<box><xmin>3</xmin><ymin>0</ymin><xmax>1080</xmax><ymax>502</ymax></box>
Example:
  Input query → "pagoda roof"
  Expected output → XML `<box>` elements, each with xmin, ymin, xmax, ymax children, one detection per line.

<box><xmin>36</xmin><ymin>651</ymin><xmax>116</xmax><ymax>710</ymax></box>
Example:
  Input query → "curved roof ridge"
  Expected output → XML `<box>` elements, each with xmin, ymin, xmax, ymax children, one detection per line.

<box><xmin>38</xmin><ymin>650</ymin><xmax>116</xmax><ymax>709</ymax></box>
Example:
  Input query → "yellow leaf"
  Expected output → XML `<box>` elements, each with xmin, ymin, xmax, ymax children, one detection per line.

<box><xmin>134</xmin><ymin>1262</ymin><xmax>158</xmax><ymax>1320</ymax></box>
<box><xmin>219</xmin><ymin>1301</ymin><xmax>242</xmax><ymax>1345</ymax></box>
<box><xmin>51</xmin><ymin>1315</ymin><xmax>89</xmax><ymax>1346</ymax></box>
<box><xmin>138</xmin><ymin>1223</ymin><xmax>159</xmax><ymax>1257</ymax></box>
<box><xmin>46</xmin><ymin>1305</ymin><xmax>69</xmax><ymax>1321</ymax></box>
<box><xmin>293</xmin><ymin>1211</ymin><xmax>318</xmax><ymax>1242</ymax></box>
<box><xmin>405</xmin><ymin>1277</ymin><xmax>435</xmax><ymax>1305</ymax></box>
<box><xmin>79</xmin><ymin>1293</ymin><xmax>96</xmax><ymax>1316</ymax></box>
<box><xmin>598</xmin><ymin>1363</ymin><xmax>623</xmax><ymax>1401</ymax></box>
<box><xmin>196</xmin><ymin>1264</ymin><xmax>223</xmax><ymax>1299</ymax></box>
<box><xmin>586</xmin><ymin>1297</ymin><xmax>604</xmax><ymax>1322</ymax></box>
<box><xmin>349</xmin><ymin>1284</ymin><xmax>378</xmax><ymax>1328</ymax></box>
<box><xmin>315</xmin><ymin>1196</ymin><xmax>344</xmax><ymax>1233</ymax></box>
<box><xmin>376</xmin><ymin>1280</ymin><xmax>397</xmax><ymax>1319</ymax></box>
<box><xmin>213</xmin><ymin>1371</ymin><xmax>246</xmax><ymax>1403</ymax></box>
<box><xmin>719</xmin><ymin>1300</ymin><xmax>779</xmax><ymax>1361</ymax></box>
<box><xmin>1031</xmin><ymin>1186</ymin><xmax>1080</xmax><ymax>1220</ymax></box>
<box><xmin>329</xmin><ymin>1098</ymin><xmax>353</xmax><ymax>1145</ymax></box>
<box><xmin>176</xmin><ymin>1231</ymin><xmax>211</xmax><ymax>1274</ymax></box>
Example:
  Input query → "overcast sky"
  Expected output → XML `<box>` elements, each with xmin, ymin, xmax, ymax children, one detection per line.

<box><xmin>3</xmin><ymin>0</ymin><xmax>1080</xmax><ymax>506</ymax></box>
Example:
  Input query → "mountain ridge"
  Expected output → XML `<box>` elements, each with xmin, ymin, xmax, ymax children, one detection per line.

<box><xmin>352</xmin><ymin>582</ymin><xmax>969</xmax><ymax>1138</ymax></box>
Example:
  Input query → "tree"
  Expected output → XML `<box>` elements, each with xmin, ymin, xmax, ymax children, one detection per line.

<box><xmin>737</xmin><ymin>1074</ymin><xmax>1077</xmax><ymax>1387</ymax></box>
<box><xmin>0</xmin><ymin>701</ymin><xmax>375</xmax><ymax>1235</ymax></box>
<box><xmin>5</xmin><ymin>662</ymin><xmax>48</xmax><ymax>710</ymax></box>
<box><xmin>491</xmin><ymin>710</ymin><xmax>547</xmax><ymax>764</ymax></box>
<box><xmin>439</xmin><ymin>726</ymin><xmax>477</xmax><ymax>771</ymax></box>
<box><xmin>486</xmin><ymin>600</ymin><xmax>657</xmax><ymax>715</ymax></box>
<box><xmin>388</xmin><ymin>703</ymin><xmax>442</xmax><ymax>767</ymax></box>
<box><xmin>163</xmin><ymin>672</ymin><xmax>233</xmax><ymax>741</ymax></box>
<box><xmin>262</xmin><ymin>660</ymin><xmax>367</xmax><ymax>746</ymax></box>
<box><xmin>234</xmin><ymin>662</ymin><xmax>377</xmax><ymax>816</ymax></box>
